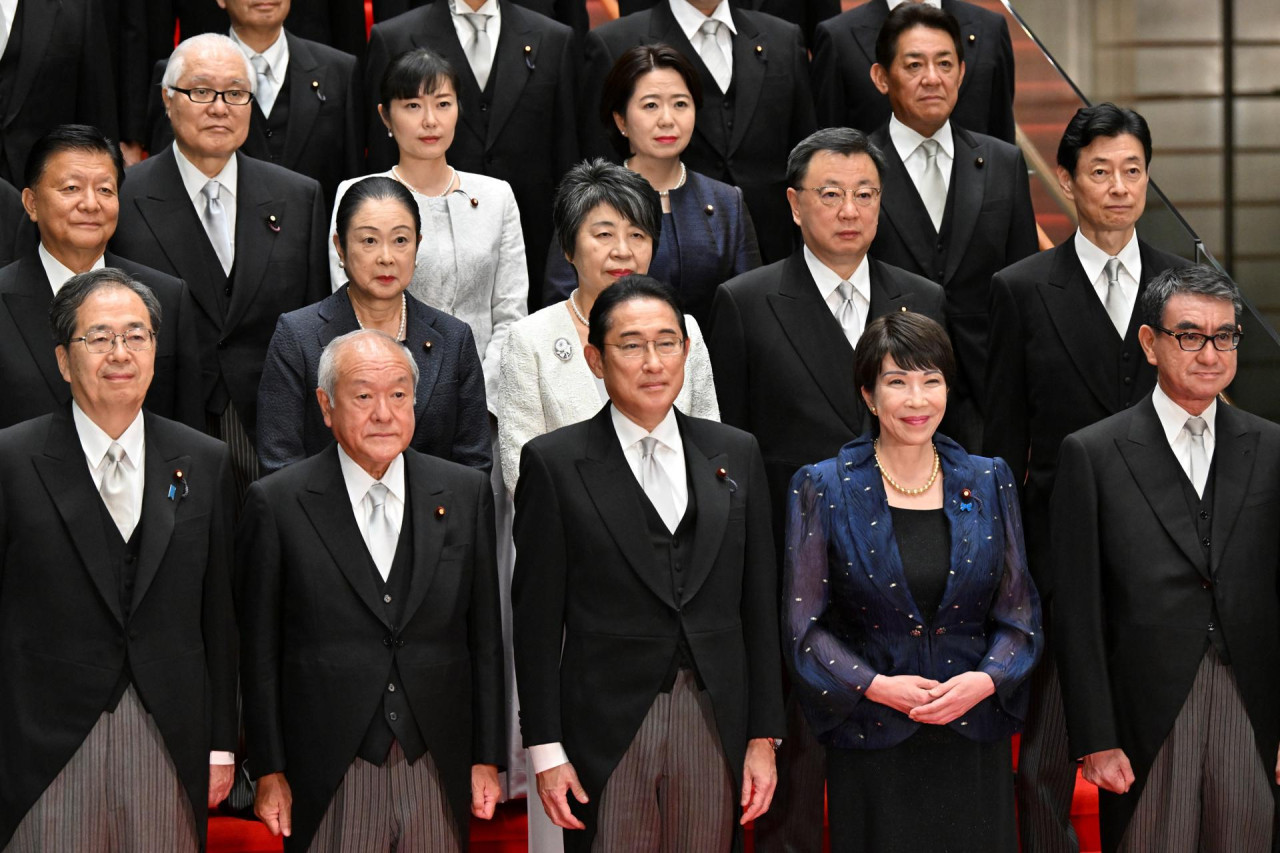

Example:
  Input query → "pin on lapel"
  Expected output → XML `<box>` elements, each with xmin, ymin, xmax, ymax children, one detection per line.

<box><xmin>267</xmin><ymin>214</ymin><xmax>281</xmax><ymax>233</ymax></box>
<box><xmin>755</xmin><ymin>44</ymin><xmax>765</xmax><ymax>61</ymax></box>
<box><xmin>975</xmin><ymin>157</ymin><xmax>985</xmax><ymax>169</ymax></box>
<box><xmin>959</xmin><ymin>487</ymin><xmax>974</xmax><ymax>512</ymax></box>
<box><xmin>716</xmin><ymin>467</ymin><xmax>739</xmax><ymax>493</ymax></box>
<box><xmin>170</xmin><ymin>468</ymin><xmax>189</xmax><ymax>500</ymax></box>
<box><xmin>524</xmin><ymin>45</ymin><xmax>535</xmax><ymax>71</ymax></box>
<box><xmin>553</xmin><ymin>337</ymin><xmax>573</xmax><ymax>362</ymax></box>
<box><xmin>704</xmin><ymin>204</ymin><xmax>715</xmax><ymax>216</ymax></box>
<box><xmin>435</xmin><ymin>505</ymin><xmax>447</xmax><ymax>518</ymax></box>
<box><xmin>311</xmin><ymin>80</ymin><xmax>326</xmax><ymax>102</ymax></box>
<box><xmin>422</xmin><ymin>340</ymin><xmax>433</xmax><ymax>352</ymax></box>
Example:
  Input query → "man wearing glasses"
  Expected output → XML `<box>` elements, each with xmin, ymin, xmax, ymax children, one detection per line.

<box><xmin>1051</xmin><ymin>265</ymin><xmax>1280</xmax><ymax>852</ymax></box>
<box><xmin>112</xmin><ymin>32</ymin><xmax>329</xmax><ymax>498</ymax></box>
<box><xmin>513</xmin><ymin>275</ymin><xmax>785</xmax><ymax>851</ymax></box>
<box><xmin>0</xmin><ymin>268</ymin><xmax>238</xmax><ymax>850</ymax></box>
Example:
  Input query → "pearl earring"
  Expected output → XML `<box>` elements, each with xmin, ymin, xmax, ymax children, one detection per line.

<box><xmin>338</xmin><ymin>259</ymin><xmax>344</xmax><ymax>269</ymax></box>
<box><xmin>870</xmin><ymin>406</ymin><xmax>878</xmax><ymax>416</ymax></box>
<box><xmin>387</xmin><ymin>129</ymin><xmax>393</xmax><ymax>138</ymax></box>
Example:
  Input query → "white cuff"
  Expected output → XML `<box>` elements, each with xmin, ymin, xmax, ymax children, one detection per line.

<box><xmin>210</xmin><ymin>751</ymin><xmax>236</xmax><ymax>766</ymax></box>
<box><xmin>528</xmin><ymin>742</ymin><xmax>570</xmax><ymax>774</ymax></box>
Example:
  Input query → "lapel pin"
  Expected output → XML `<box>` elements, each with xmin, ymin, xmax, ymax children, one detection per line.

<box><xmin>422</xmin><ymin>340</ymin><xmax>433</xmax><ymax>351</ymax></box>
<box><xmin>311</xmin><ymin>80</ymin><xmax>326</xmax><ymax>102</ymax></box>
<box><xmin>716</xmin><ymin>467</ymin><xmax>739</xmax><ymax>493</ymax></box>
<box><xmin>267</xmin><ymin>214</ymin><xmax>281</xmax><ymax>232</ymax></box>
<box><xmin>704</xmin><ymin>204</ymin><xmax>715</xmax><ymax>216</ymax></box>
<box><xmin>553</xmin><ymin>337</ymin><xmax>573</xmax><ymax>362</ymax></box>
<box><xmin>959</xmin><ymin>488</ymin><xmax>974</xmax><ymax>512</ymax></box>
<box><xmin>755</xmin><ymin>44</ymin><xmax>764</xmax><ymax>60</ymax></box>
<box><xmin>469</xmin><ymin>196</ymin><xmax>479</xmax><ymax>208</ymax></box>
<box><xmin>171</xmin><ymin>468</ymin><xmax>189</xmax><ymax>500</ymax></box>
<box><xmin>435</xmin><ymin>505</ymin><xmax>447</xmax><ymax>518</ymax></box>
<box><xmin>975</xmin><ymin>156</ymin><xmax>985</xmax><ymax>169</ymax></box>
<box><xmin>899</xmin><ymin>305</ymin><xmax>908</xmax><ymax>312</ymax></box>
<box><xmin>524</xmin><ymin>45</ymin><xmax>535</xmax><ymax>70</ymax></box>
<box><xmin>968</xmin><ymin>33</ymin><xmax>976</xmax><ymax>43</ymax></box>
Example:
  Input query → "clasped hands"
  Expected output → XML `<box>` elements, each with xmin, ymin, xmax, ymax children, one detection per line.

<box><xmin>864</xmin><ymin>671</ymin><xmax>996</xmax><ymax>725</ymax></box>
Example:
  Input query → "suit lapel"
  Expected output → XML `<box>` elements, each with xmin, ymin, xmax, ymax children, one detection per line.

<box><xmin>399</xmin><ymin>452</ymin><xmax>448</xmax><ymax>628</ymax></box>
<box><xmin>726</xmin><ymin>9</ymin><xmax>765</xmax><ymax>158</ymax></box>
<box><xmin>1037</xmin><ymin>241</ymin><xmax>1120</xmax><ymax>412</ymax></box>
<box><xmin>280</xmin><ymin>34</ymin><xmax>323</xmax><ymax>168</ymax></box>
<box><xmin>485</xmin><ymin>5</ymin><xmax>537</xmax><ymax>148</ymax></box>
<box><xmin>405</xmin><ymin>300</ymin><xmax>446</xmax><ymax>428</ymax></box>
<box><xmin>669</xmin><ymin>176</ymin><xmax>715</xmax><ymax>281</ymax></box>
<box><xmin>3</xmin><ymin>0</ymin><xmax>57</xmax><ymax>126</ymax></box>
<box><xmin>3</xmin><ymin>254</ymin><xmax>67</xmax><ymax>400</ymax></box>
<box><xmin>130</xmin><ymin>415</ymin><xmax>184</xmax><ymax>614</ymax></box>
<box><xmin>677</xmin><ymin>414</ymin><xmax>730</xmax><ymax>604</ymax></box>
<box><xmin>943</xmin><ymin>127</ymin><xmax>984</xmax><ymax>284</ymax></box>
<box><xmin>839</xmin><ymin>439</ymin><xmax>921</xmax><ymax>618</ymax></box>
<box><xmin>934</xmin><ymin>440</ymin><xmax>987</xmax><ymax>614</ymax></box>
<box><xmin>32</xmin><ymin>408</ymin><xmax>122</xmax><ymax>623</ymax></box>
<box><xmin>871</xmin><ymin>126</ymin><xmax>936</xmax><ymax>272</ymax></box>
<box><xmin>226</xmin><ymin>155</ymin><xmax>283</xmax><ymax>331</ymax></box>
<box><xmin>1207</xmin><ymin>405</ymin><xmax>1257</xmax><ymax>576</ymax></box>
<box><xmin>850</xmin><ymin>0</ymin><xmax>887</xmax><ymax>66</ymax></box>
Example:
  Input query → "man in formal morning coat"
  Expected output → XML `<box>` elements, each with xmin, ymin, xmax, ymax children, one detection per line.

<box><xmin>1052</xmin><ymin>265</ymin><xmax>1280</xmax><ymax>852</ymax></box>
<box><xmin>983</xmin><ymin>103</ymin><xmax>1192</xmax><ymax>853</ymax></box>
<box><xmin>811</xmin><ymin>0</ymin><xmax>1016</xmax><ymax>144</ymax></box>
<box><xmin>0</xmin><ymin>124</ymin><xmax>204</xmax><ymax>432</ymax></box>
<box><xmin>617</xmin><ymin>0</ymin><xmax>841</xmax><ymax>48</ymax></box>
<box><xmin>111</xmin><ymin>33</ymin><xmax>329</xmax><ymax>495</ymax></box>
<box><xmin>864</xmin><ymin>3</ymin><xmax>1037</xmax><ymax>451</ymax></box>
<box><xmin>581</xmin><ymin>0</ymin><xmax>816</xmax><ymax>264</ymax></box>
<box><xmin>239</xmin><ymin>329</ymin><xmax>505</xmax><ymax>852</ymax></box>
<box><xmin>707</xmin><ymin>126</ymin><xmax>945</xmax><ymax>853</ymax></box>
<box><xmin>513</xmin><ymin>276</ymin><xmax>785</xmax><ymax>851</ymax></box>
<box><xmin>0</xmin><ymin>268</ymin><xmax>238</xmax><ymax>850</ymax></box>
<box><xmin>372</xmin><ymin>0</ymin><xmax>589</xmax><ymax>36</ymax></box>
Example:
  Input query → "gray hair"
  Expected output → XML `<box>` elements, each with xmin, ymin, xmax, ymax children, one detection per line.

<box><xmin>1140</xmin><ymin>264</ymin><xmax>1241</xmax><ymax>328</ymax></box>
<box><xmin>50</xmin><ymin>268</ymin><xmax>162</xmax><ymax>346</ymax></box>
<box><xmin>785</xmin><ymin>127</ymin><xmax>887</xmax><ymax>190</ymax></box>
<box><xmin>553</xmin><ymin>159</ymin><xmax>662</xmax><ymax>260</ymax></box>
<box><xmin>162</xmin><ymin>33</ymin><xmax>256</xmax><ymax>95</ymax></box>
<box><xmin>317</xmin><ymin>329</ymin><xmax>420</xmax><ymax>402</ymax></box>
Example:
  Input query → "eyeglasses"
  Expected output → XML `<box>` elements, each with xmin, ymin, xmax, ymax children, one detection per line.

<box><xmin>605</xmin><ymin>337</ymin><xmax>685</xmax><ymax>359</ymax></box>
<box><xmin>71</xmin><ymin>328</ymin><xmax>156</xmax><ymax>353</ymax></box>
<box><xmin>1152</xmin><ymin>325</ymin><xmax>1242</xmax><ymax>352</ymax></box>
<box><xmin>170</xmin><ymin>86</ymin><xmax>254</xmax><ymax>106</ymax></box>
<box><xmin>799</xmin><ymin>186</ymin><xmax>882</xmax><ymax>208</ymax></box>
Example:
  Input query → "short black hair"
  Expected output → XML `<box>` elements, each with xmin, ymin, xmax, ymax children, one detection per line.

<box><xmin>587</xmin><ymin>274</ymin><xmax>687</xmax><ymax>352</ymax></box>
<box><xmin>553</xmin><ymin>159</ymin><xmax>662</xmax><ymax>261</ymax></box>
<box><xmin>786</xmin><ymin>127</ymin><xmax>886</xmax><ymax>189</ymax></box>
<box><xmin>853</xmin><ymin>311</ymin><xmax>956</xmax><ymax>398</ymax></box>
<box><xmin>1057</xmin><ymin>103</ymin><xmax>1153</xmax><ymax>175</ymax></box>
<box><xmin>334</xmin><ymin>176</ymin><xmax>422</xmax><ymax>254</ymax></box>
<box><xmin>50</xmin><ymin>268</ymin><xmax>162</xmax><ymax>346</ymax></box>
<box><xmin>24</xmin><ymin>124</ymin><xmax>125</xmax><ymax>191</ymax></box>
<box><xmin>380</xmin><ymin>48</ymin><xmax>460</xmax><ymax>106</ymax></box>
<box><xmin>874</xmin><ymin>3</ymin><xmax>964</xmax><ymax>69</ymax></box>
<box><xmin>1139</xmin><ymin>264</ymin><xmax>1241</xmax><ymax>328</ymax></box>
<box><xmin>600</xmin><ymin>44</ymin><xmax>703</xmax><ymax>160</ymax></box>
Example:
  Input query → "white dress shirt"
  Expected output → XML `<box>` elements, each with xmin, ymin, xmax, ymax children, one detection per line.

<box><xmin>889</xmin><ymin>114</ymin><xmax>954</xmax><ymax>197</ymax></box>
<box><xmin>230</xmin><ymin>26</ymin><xmax>290</xmax><ymax>117</ymax></box>
<box><xmin>337</xmin><ymin>445</ymin><xmax>407</xmax><ymax>561</ymax></box>
<box><xmin>1151</xmin><ymin>382</ymin><xmax>1217</xmax><ymax>492</ymax></box>
<box><xmin>38</xmin><ymin>244</ymin><xmax>106</xmax><ymax>294</ymax></box>
<box><xmin>0</xmin><ymin>0</ymin><xmax>17</xmax><ymax>56</ymax></box>
<box><xmin>804</xmin><ymin>244</ymin><xmax>871</xmax><ymax>343</ymax></box>
<box><xmin>449</xmin><ymin>0</ymin><xmax>501</xmax><ymax>72</ymax></box>
<box><xmin>172</xmin><ymin>143</ymin><xmax>239</xmax><ymax>257</ymax></box>
<box><xmin>669</xmin><ymin>0</ymin><xmax>735</xmax><ymax>82</ymax></box>
<box><xmin>1075</xmin><ymin>228</ymin><xmax>1141</xmax><ymax>335</ymax></box>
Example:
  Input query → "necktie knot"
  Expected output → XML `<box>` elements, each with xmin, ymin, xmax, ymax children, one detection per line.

<box><xmin>1185</xmin><ymin>416</ymin><xmax>1208</xmax><ymax>438</ymax></box>
<box><xmin>919</xmin><ymin>138</ymin><xmax>940</xmax><ymax>163</ymax></box>
<box><xmin>105</xmin><ymin>441</ymin><xmax>125</xmax><ymax>467</ymax></box>
<box><xmin>700</xmin><ymin>19</ymin><xmax>723</xmax><ymax>38</ymax></box>
<box><xmin>202</xmin><ymin>180</ymin><xmax>221</xmax><ymax>204</ymax></box>
<box><xmin>640</xmin><ymin>436</ymin><xmax>659</xmax><ymax>461</ymax></box>
<box><xmin>1105</xmin><ymin>257</ymin><xmax>1122</xmax><ymax>287</ymax></box>
<box><xmin>250</xmin><ymin>53</ymin><xmax>269</xmax><ymax>78</ymax></box>
<box><xmin>464</xmin><ymin>12</ymin><xmax>490</xmax><ymax>32</ymax></box>
<box><xmin>836</xmin><ymin>281</ymin><xmax>854</xmax><ymax>304</ymax></box>
<box><xmin>368</xmin><ymin>481</ymin><xmax>390</xmax><ymax>509</ymax></box>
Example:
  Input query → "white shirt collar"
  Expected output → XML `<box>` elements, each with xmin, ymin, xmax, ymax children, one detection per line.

<box><xmin>669</xmin><ymin>0</ymin><xmax>737</xmax><ymax>41</ymax></box>
<box><xmin>803</xmin><ymin>244</ymin><xmax>871</xmax><ymax>305</ymax></box>
<box><xmin>72</xmin><ymin>400</ymin><xmax>145</xmax><ymax>471</ymax></box>
<box><xmin>172</xmin><ymin>142</ymin><xmax>238</xmax><ymax>202</ymax></box>
<box><xmin>888</xmin><ymin>114</ymin><xmax>954</xmax><ymax>164</ymax></box>
<box><xmin>1151</xmin><ymin>382</ymin><xmax>1217</xmax><ymax>446</ymax></box>
<box><xmin>449</xmin><ymin>0</ymin><xmax>501</xmax><ymax>18</ymax></box>
<box><xmin>337</xmin><ymin>444</ymin><xmax>407</xmax><ymax>510</ymax></box>
<box><xmin>1074</xmin><ymin>228</ymin><xmax>1141</xmax><ymax>289</ymax></box>
<box><xmin>38</xmin><ymin>243</ymin><xmax>106</xmax><ymax>294</ymax></box>
<box><xmin>611</xmin><ymin>403</ymin><xmax>682</xmax><ymax>454</ymax></box>
<box><xmin>229</xmin><ymin>26</ymin><xmax>289</xmax><ymax>83</ymax></box>
<box><xmin>887</xmin><ymin>0</ymin><xmax>940</xmax><ymax>8</ymax></box>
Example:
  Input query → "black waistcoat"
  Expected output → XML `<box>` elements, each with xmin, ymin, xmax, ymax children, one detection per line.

<box><xmin>925</xmin><ymin>166</ymin><xmax>960</xmax><ymax>283</ymax></box>
<box><xmin>1179</xmin><ymin>458</ymin><xmax>1228</xmax><ymax>662</ymax></box>
<box><xmin>253</xmin><ymin>65</ymin><xmax>291</xmax><ymax>163</ymax></box>
<box><xmin>98</xmin><ymin>494</ymin><xmax>143</xmax><ymax>709</ymax></box>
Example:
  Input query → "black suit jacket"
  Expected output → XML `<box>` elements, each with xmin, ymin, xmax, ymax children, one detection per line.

<box><xmin>0</xmin><ymin>177</ymin><xmax>30</xmax><ymax>268</ymax></box>
<box><xmin>0</xmin><ymin>0</ymin><xmax>119</xmax><ymax>182</ymax></box>
<box><xmin>111</xmin><ymin>149</ymin><xmax>329</xmax><ymax>438</ymax></box>
<box><xmin>238</xmin><ymin>445</ymin><xmax>505</xmax><ymax>852</ymax></box>
<box><xmin>581</xmin><ymin>3</ymin><xmax>816</xmax><ymax>264</ymax></box>
<box><xmin>148</xmin><ymin>34</ymin><xmax>363</xmax><ymax>214</ymax></box>
<box><xmin>811</xmin><ymin>0</ymin><xmax>1016</xmax><ymax>144</ymax></box>
<box><xmin>617</xmin><ymin>0</ymin><xmax>841</xmax><ymax>46</ymax></box>
<box><xmin>372</xmin><ymin>0</ymin><xmax>589</xmax><ymax>34</ymax></box>
<box><xmin>0</xmin><ymin>252</ymin><xmax>205</xmax><ymax>430</ymax></box>
<box><xmin>141</xmin><ymin>0</ymin><xmax>369</xmax><ymax>66</ymax></box>
<box><xmin>868</xmin><ymin>122</ymin><xmax>1038</xmax><ymax>447</ymax></box>
<box><xmin>1051</xmin><ymin>397</ymin><xmax>1280</xmax><ymax>850</ymax></box>
<box><xmin>983</xmin><ymin>238</ymin><xmax>1191</xmax><ymax>595</ymax></box>
<box><xmin>0</xmin><ymin>407</ymin><xmax>237</xmax><ymax>849</ymax></box>
<box><xmin>512</xmin><ymin>406</ymin><xmax>785</xmax><ymax>850</ymax></box>
<box><xmin>707</xmin><ymin>251</ymin><xmax>946</xmax><ymax>542</ymax></box>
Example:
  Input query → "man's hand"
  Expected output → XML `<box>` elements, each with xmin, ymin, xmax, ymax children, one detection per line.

<box><xmin>864</xmin><ymin>674</ymin><xmax>939</xmax><ymax>715</ymax></box>
<box><xmin>535</xmin><ymin>761</ymin><xmax>589</xmax><ymax>830</ymax></box>
<box><xmin>471</xmin><ymin>764</ymin><xmax>501</xmax><ymax>819</ymax></box>
<box><xmin>119</xmin><ymin>141</ymin><xmax>146</xmax><ymax>167</ymax></box>
<box><xmin>739</xmin><ymin>738</ymin><xmax>777</xmax><ymax>825</ymax></box>
<box><xmin>1082</xmin><ymin>748</ymin><xmax>1135</xmax><ymax>794</ymax></box>
<box><xmin>208</xmin><ymin>763</ymin><xmax>235</xmax><ymax>808</ymax></box>
<box><xmin>254</xmin><ymin>772</ymin><xmax>293</xmax><ymax>837</ymax></box>
<box><xmin>909</xmin><ymin>672</ymin><xmax>996</xmax><ymax>725</ymax></box>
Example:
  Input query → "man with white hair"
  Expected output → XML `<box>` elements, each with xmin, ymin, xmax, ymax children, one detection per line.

<box><xmin>111</xmin><ymin>32</ymin><xmax>329</xmax><ymax>497</ymax></box>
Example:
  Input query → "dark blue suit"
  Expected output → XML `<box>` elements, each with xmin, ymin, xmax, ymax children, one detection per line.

<box><xmin>783</xmin><ymin>433</ymin><xmax>1041</xmax><ymax>748</ymax></box>
<box><xmin>255</xmin><ymin>286</ymin><xmax>491</xmax><ymax>475</ymax></box>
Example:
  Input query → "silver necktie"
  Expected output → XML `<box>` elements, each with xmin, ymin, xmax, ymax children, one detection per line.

<box><xmin>100</xmin><ymin>442</ymin><xmax>135</xmax><ymax>539</ymax></box>
<box><xmin>201</xmin><ymin>180</ymin><xmax>233</xmax><ymax>276</ymax></box>
<box><xmin>835</xmin><ymin>281</ymin><xmax>863</xmax><ymax>349</ymax></box>
<box><xmin>698</xmin><ymin>19</ymin><xmax>731</xmax><ymax>94</ymax></box>
<box><xmin>365</xmin><ymin>483</ymin><xmax>396</xmax><ymax>581</ymax></box>
<box><xmin>463</xmin><ymin>13</ymin><xmax>494</xmax><ymax>91</ymax></box>
<box><xmin>917</xmin><ymin>138</ymin><xmax>946</xmax><ymax>232</ymax></box>
<box><xmin>1103</xmin><ymin>257</ymin><xmax>1129</xmax><ymax>338</ymax></box>
<box><xmin>640</xmin><ymin>437</ymin><xmax>681</xmax><ymax>534</ymax></box>
<box><xmin>1184</xmin><ymin>417</ymin><xmax>1209</xmax><ymax>498</ymax></box>
<box><xmin>250</xmin><ymin>53</ymin><xmax>277</xmax><ymax>117</ymax></box>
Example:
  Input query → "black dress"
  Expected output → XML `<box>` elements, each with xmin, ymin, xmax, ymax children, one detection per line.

<box><xmin>824</xmin><ymin>507</ymin><xmax>1018</xmax><ymax>853</ymax></box>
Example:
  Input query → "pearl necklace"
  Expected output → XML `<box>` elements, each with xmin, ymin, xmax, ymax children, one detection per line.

<box><xmin>568</xmin><ymin>289</ymin><xmax>589</xmax><ymax>326</ymax></box>
<box><xmin>873</xmin><ymin>438</ymin><xmax>940</xmax><ymax>496</ymax></box>
<box><xmin>391</xmin><ymin>164</ymin><xmax>457</xmax><ymax>198</ymax></box>
<box><xmin>354</xmin><ymin>291</ymin><xmax>408</xmax><ymax>341</ymax></box>
<box><xmin>626</xmin><ymin>159</ymin><xmax>687</xmax><ymax>198</ymax></box>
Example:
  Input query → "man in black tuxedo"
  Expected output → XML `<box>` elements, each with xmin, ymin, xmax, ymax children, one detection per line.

<box><xmin>0</xmin><ymin>268</ymin><xmax>237</xmax><ymax>850</ymax></box>
<box><xmin>147</xmin><ymin>0</ymin><xmax>363</xmax><ymax>216</ymax></box>
<box><xmin>0</xmin><ymin>125</ymin><xmax>203</xmax><ymax>431</ymax></box>
<box><xmin>365</xmin><ymin>0</ymin><xmax>578</xmax><ymax>309</ymax></box>
<box><xmin>1052</xmin><ymin>265</ymin><xmax>1280</xmax><ymax>852</ymax></box>
<box><xmin>984</xmin><ymin>103</ymin><xmax>1192</xmax><ymax>853</ymax></box>
<box><xmin>239</xmin><ymin>329</ymin><xmax>505</xmax><ymax>852</ymax></box>
<box><xmin>812</xmin><ymin>0</ymin><xmax>1016</xmax><ymax>144</ymax></box>
<box><xmin>617</xmin><ymin>0</ymin><xmax>841</xmax><ymax>47</ymax></box>
<box><xmin>373</xmin><ymin>0</ymin><xmax>589</xmax><ymax>35</ymax></box>
<box><xmin>707</xmin><ymin>127</ymin><xmax>944</xmax><ymax>853</ymax></box>
<box><xmin>582</xmin><ymin>0</ymin><xmax>816</xmax><ymax>264</ymax></box>
<box><xmin>112</xmin><ymin>33</ymin><xmax>329</xmax><ymax>493</ymax></box>
<box><xmin>513</xmin><ymin>276</ymin><xmax>784</xmax><ymax>851</ymax></box>
<box><xmin>864</xmin><ymin>3</ymin><xmax>1037</xmax><ymax>450</ymax></box>
<box><xmin>0</xmin><ymin>0</ymin><xmax>120</xmax><ymax>183</ymax></box>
